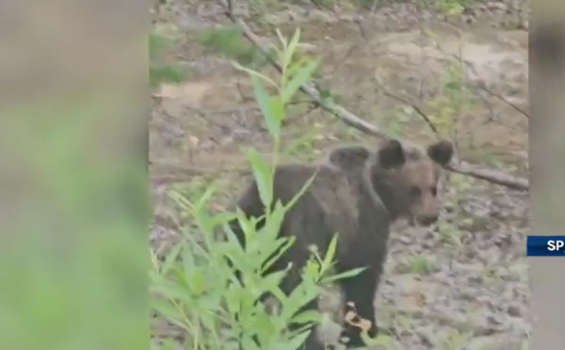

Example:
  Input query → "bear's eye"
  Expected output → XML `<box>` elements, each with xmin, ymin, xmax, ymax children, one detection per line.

<box><xmin>409</xmin><ymin>186</ymin><xmax>421</xmax><ymax>197</ymax></box>
<box><xmin>431</xmin><ymin>186</ymin><xmax>438</xmax><ymax>196</ymax></box>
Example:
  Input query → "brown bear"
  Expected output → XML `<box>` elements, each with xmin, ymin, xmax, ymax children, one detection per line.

<box><xmin>228</xmin><ymin>138</ymin><xmax>453</xmax><ymax>350</ymax></box>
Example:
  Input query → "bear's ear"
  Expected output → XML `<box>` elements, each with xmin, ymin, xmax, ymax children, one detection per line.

<box><xmin>328</xmin><ymin>146</ymin><xmax>370</xmax><ymax>170</ymax></box>
<box><xmin>427</xmin><ymin>140</ymin><xmax>453</xmax><ymax>167</ymax></box>
<box><xmin>377</xmin><ymin>139</ymin><xmax>405</xmax><ymax>169</ymax></box>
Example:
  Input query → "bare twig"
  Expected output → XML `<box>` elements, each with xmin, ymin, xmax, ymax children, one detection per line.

<box><xmin>446</xmin><ymin>50</ymin><xmax>530</xmax><ymax>120</ymax></box>
<box><xmin>475</xmin><ymin>82</ymin><xmax>530</xmax><ymax>119</ymax></box>
<box><xmin>426</xmin><ymin>37</ymin><xmax>530</xmax><ymax>120</ymax></box>
<box><xmin>218</xmin><ymin>6</ymin><xmax>529</xmax><ymax>192</ymax></box>
<box><xmin>373</xmin><ymin>78</ymin><xmax>440</xmax><ymax>135</ymax></box>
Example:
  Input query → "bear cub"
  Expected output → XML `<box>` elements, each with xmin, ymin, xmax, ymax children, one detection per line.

<box><xmin>229</xmin><ymin>139</ymin><xmax>453</xmax><ymax>350</ymax></box>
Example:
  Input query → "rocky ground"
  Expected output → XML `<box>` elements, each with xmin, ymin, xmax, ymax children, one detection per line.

<box><xmin>150</xmin><ymin>0</ymin><xmax>530</xmax><ymax>349</ymax></box>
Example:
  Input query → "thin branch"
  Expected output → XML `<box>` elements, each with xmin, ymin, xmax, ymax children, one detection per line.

<box><xmin>425</xmin><ymin>37</ymin><xmax>530</xmax><ymax>120</ymax></box>
<box><xmin>446</xmin><ymin>50</ymin><xmax>530</xmax><ymax>120</ymax></box>
<box><xmin>218</xmin><ymin>6</ymin><xmax>529</xmax><ymax>192</ymax></box>
<box><xmin>475</xmin><ymin>82</ymin><xmax>530</xmax><ymax>119</ymax></box>
<box><xmin>374</xmin><ymin>78</ymin><xmax>440</xmax><ymax>135</ymax></box>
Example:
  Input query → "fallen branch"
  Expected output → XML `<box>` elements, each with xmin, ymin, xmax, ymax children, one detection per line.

<box><xmin>150</xmin><ymin>162</ymin><xmax>251</xmax><ymax>180</ymax></box>
<box><xmin>220</xmin><ymin>4</ymin><xmax>529</xmax><ymax>192</ymax></box>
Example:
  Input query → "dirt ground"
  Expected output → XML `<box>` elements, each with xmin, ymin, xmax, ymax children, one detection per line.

<box><xmin>150</xmin><ymin>1</ymin><xmax>530</xmax><ymax>349</ymax></box>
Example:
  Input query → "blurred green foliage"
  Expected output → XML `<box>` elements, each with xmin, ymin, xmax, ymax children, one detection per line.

<box><xmin>0</xmin><ymin>93</ymin><xmax>148</xmax><ymax>350</ymax></box>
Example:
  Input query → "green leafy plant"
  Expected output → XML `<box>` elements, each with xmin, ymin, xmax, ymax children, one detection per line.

<box><xmin>150</xmin><ymin>28</ymin><xmax>367</xmax><ymax>350</ymax></box>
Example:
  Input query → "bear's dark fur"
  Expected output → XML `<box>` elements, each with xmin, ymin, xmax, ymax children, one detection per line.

<box><xmin>229</xmin><ymin>139</ymin><xmax>453</xmax><ymax>350</ymax></box>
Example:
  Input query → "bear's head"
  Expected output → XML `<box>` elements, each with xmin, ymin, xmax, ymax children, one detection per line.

<box><xmin>369</xmin><ymin>139</ymin><xmax>453</xmax><ymax>226</ymax></box>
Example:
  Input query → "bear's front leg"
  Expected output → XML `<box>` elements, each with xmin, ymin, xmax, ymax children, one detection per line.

<box><xmin>338</xmin><ymin>267</ymin><xmax>379</xmax><ymax>348</ymax></box>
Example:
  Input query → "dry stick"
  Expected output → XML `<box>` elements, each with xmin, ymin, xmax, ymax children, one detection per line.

<box><xmin>221</xmin><ymin>9</ymin><xmax>529</xmax><ymax>192</ymax></box>
<box><xmin>151</xmin><ymin>162</ymin><xmax>250</xmax><ymax>179</ymax></box>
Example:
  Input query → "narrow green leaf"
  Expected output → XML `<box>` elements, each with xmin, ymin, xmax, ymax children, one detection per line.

<box><xmin>283</xmin><ymin>281</ymin><xmax>320</xmax><ymax>321</ymax></box>
<box><xmin>151</xmin><ymin>299</ymin><xmax>189</xmax><ymax>331</ymax></box>
<box><xmin>284</xmin><ymin>171</ymin><xmax>317</xmax><ymax>212</ymax></box>
<box><xmin>240</xmin><ymin>335</ymin><xmax>262</xmax><ymax>350</ymax></box>
<box><xmin>208</xmin><ymin>211</ymin><xmax>237</xmax><ymax>230</ymax></box>
<box><xmin>282</xmin><ymin>59</ymin><xmax>318</xmax><ymax>104</ymax></box>
<box><xmin>322</xmin><ymin>234</ymin><xmax>338</xmax><ymax>270</ymax></box>
<box><xmin>245</xmin><ymin>148</ymin><xmax>273</xmax><ymax>208</ymax></box>
<box><xmin>284</xmin><ymin>56</ymin><xmax>310</xmax><ymax>83</ymax></box>
<box><xmin>290</xmin><ymin>309</ymin><xmax>321</xmax><ymax>326</ymax></box>
<box><xmin>251</xmin><ymin>75</ymin><xmax>282</xmax><ymax>137</ymax></box>
<box><xmin>268</xmin><ymin>97</ymin><xmax>285</xmax><ymax>137</ymax></box>
<box><xmin>153</xmin><ymin>280</ymin><xmax>195</xmax><ymax>302</ymax></box>
<box><xmin>160</xmin><ymin>243</ymin><xmax>182</xmax><ymax>275</ymax></box>
<box><xmin>261</xmin><ymin>236</ymin><xmax>295</xmax><ymax>273</ymax></box>
<box><xmin>181</xmin><ymin>243</ymin><xmax>196</xmax><ymax>276</ymax></box>
<box><xmin>262</xmin><ymin>201</ymin><xmax>286</xmax><ymax>239</ymax></box>
<box><xmin>284</xmin><ymin>28</ymin><xmax>302</xmax><ymax>69</ymax></box>
<box><xmin>194</xmin><ymin>184</ymin><xmax>216</xmax><ymax>211</ymax></box>
<box><xmin>223</xmin><ymin>213</ymin><xmax>247</xmax><ymax>249</ymax></box>
<box><xmin>188</xmin><ymin>270</ymin><xmax>206</xmax><ymax>296</ymax></box>
<box><xmin>322</xmin><ymin>266</ymin><xmax>366</xmax><ymax>284</ymax></box>
<box><xmin>233</xmin><ymin>62</ymin><xmax>278</xmax><ymax>88</ymax></box>
<box><xmin>236</xmin><ymin>209</ymin><xmax>265</xmax><ymax>248</ymax></box>
<box><xmin>167</xmin><ymin>189</ymin><xmax>193</xmax><ymax>211</ymax></box>
<box><xmin>275</xmin><ymin>28</ymin><xmax>288</xmax><ymax>50</ymax></box>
